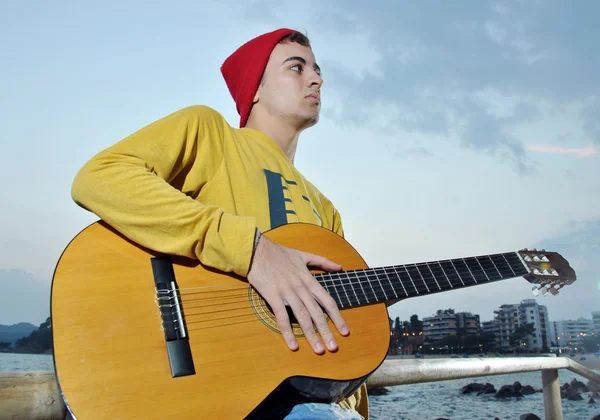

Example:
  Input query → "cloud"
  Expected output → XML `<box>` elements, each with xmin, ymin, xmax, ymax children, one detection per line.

<box><xmin>306</xmin><ymin>1</ymin><xmax>599</xmax><ymax>173</ymax></box>
<box><xmin>526</xmin><ymin>145</ymin><xmax>598</xmax><ymax>158</ymax></box>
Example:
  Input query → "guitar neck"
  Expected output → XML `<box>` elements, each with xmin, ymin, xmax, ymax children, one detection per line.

<box><xmin>316</xmin><ymin>252</ymin><xmax>529</xmax><ymax>309</ymax></box>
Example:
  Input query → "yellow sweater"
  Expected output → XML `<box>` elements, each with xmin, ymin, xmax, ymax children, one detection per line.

<box><xmin>72</xmin><ymin>105</ymin><xmax>369</xmax><ymax>418</ymax></box>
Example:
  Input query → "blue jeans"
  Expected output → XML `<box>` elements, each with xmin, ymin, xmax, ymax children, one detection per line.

<box><xmin>283</xmin><ymin>402</ymin><xmax>364</xmax><ymax>419</ymax></box>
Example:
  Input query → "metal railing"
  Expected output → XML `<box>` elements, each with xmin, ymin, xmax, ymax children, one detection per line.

<box><xmin>366</xmin><ymin>356</ymin><xmax>600</xmax><ymax>420</ymax></box>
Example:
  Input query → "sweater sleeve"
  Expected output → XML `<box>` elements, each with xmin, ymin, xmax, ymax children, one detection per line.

<box><xmin>71</xmin><ymin>105</ymin><xmax>257</xmax><ymax>277</ymax></box>
<box><xmin>332</xmin><ymin>207</ymin><xmax>345</xmax><ymax>238</ymax></box>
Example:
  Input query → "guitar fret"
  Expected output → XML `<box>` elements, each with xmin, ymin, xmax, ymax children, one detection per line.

<box><xmin>475</xmin><ymin>257</ymin><xmax>491</xmax><ymax>281</ymax></box>
<box><xmin>406</xmin><ymin>265</ymin><xmax>427</xmax><ymax>293</ymax></box>
<box><xmin>462</xmin><ymin>258</ymin><xmax>478</xmax><ymax>283</ymax></box>
<box><xmin>347</xmin><ymin>273</ymin><xmax>361</xmax><ymax>306</ymax></box>
<box><xmin>489</xmin><ymin>254</ymin><xmax>515</xmax><ymax>278</ymax></box>
<box><xmin>355</xmin><ymin>270</ymin><xmax>372</xmax><ymax>304</ymax></box>
<box><xmin>396</xmin><ymin>266</ymin><xmax>419</xmax><ymax>295</ymax></box>
<box><xmin>487</xmin><ymin>255</ymin><xmax>504</xmax><ymax>278</ymax></box>
<box><xmin>321</xmin><ymin>273</ymin><xmax>342</xmax><ymax>307</ymax></box>
<box><xmin>426</xmin><ymin>263</ymin><xmax>442</xmax><ymax>290</ymax></box>
<box><xmin>477</xmin><ymin>256</ymin><xmax>503</xmax><ymax>280</ymax></box>
<box><xmin>466</xmin><ymin>257</ymin><xmax>489</xmax><ymax>283</ymax></box>
<box><xmin>386</xmin><ymin>267</ymin><xmax>403</xmax><ymax>298</ymax></box>
<box><xmin>507</xmin><ymin>253</ymin><xmax>529</xmax><ymax>276</ymax></box>
<box><xmin>413</xmin><ymin>265</ymin><xmax>431</xmax><ymax>293</ymax></box>
<box><xmin>332</xmin><ymin>272</ymin><xmax>351</xmax><ymax>309</ymax></box>
<box><xmin>370</xmin><ymin>269</ymin><xmax>389</xmax><ymax>301</ymax></box>
<box><xmin>427</xmin><ymin>262</ymin><xmax>449</xmax><ymax>290</ymax></box>
<box><xmin>436</xmin><ymin>261</ymin><xmax>453</xmax><ymax>288</ymax></box>
<box><xmin>449</xmin><ymin>259</ymin><xmax>467</xmax><ymax>286</ymax></box>
<box><xmin>501</xmin><ymin>254</ymin><xmax>518</xmax><ymax>276</ymax></box>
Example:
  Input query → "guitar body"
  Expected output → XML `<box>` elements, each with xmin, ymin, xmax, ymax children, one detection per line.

<box><xmin>51</xmin><ymin>222</ymin><xmax>390</xmax><ymax>419</ymax></box>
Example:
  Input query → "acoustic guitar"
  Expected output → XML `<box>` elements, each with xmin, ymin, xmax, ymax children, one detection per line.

<box><xmin>51</xmin><ymin>221</ymin><xmax>576</xmax><ymax>419</ymax></box>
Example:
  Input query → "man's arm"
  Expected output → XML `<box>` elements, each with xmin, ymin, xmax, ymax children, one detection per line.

<box><xmin>72</xmin><ymin>106</ymin><xmax>256</xmax><ymax>277</ymax></box>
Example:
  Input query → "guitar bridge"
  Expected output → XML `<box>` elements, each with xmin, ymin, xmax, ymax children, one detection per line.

<box><xmin>151</xmin><ymin>257</ymin><xmax>195</xmax><ymax>378</ymax></box>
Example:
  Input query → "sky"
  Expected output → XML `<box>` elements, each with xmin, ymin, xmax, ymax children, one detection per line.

<box><xmin>1</xmin><ymin>1</ymin><xmax>598</xmax><ymax>327</ymax></box>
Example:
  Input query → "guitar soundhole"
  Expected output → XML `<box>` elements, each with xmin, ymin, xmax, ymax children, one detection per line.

<box><xmin>248</xmin><ymin>287</ymin><xmax>329</xmax><ymax>338</ymax></box>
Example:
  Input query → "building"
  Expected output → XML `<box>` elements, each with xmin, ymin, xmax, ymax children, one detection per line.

<box><xmin>552</xmin><ymin>318</ymin><xmax>593</xmax><ymax>351</ymax></box>
<box><xmin>423</xmin><ymin>311</ymin><xmax>480</xmax><ymax>344</ymax></box>
<box><xmin>481</xmin><ymin>320</ymin><xmax>501</xmax><ymax>348</ymax></box>
<box><xmin>592</xmin><ymin>311</ymin><xmax>600</xmax><ymax>335</ymax></box>
<box><xmin>493</xmin><ymin>299</ymin><xmax>551</xmax><ymax>352</ymax></box>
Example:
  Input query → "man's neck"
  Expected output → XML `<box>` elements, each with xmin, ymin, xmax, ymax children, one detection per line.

<box><xmin>245</xmin><ymin>117</ymin><xmax>302</xmax><ymax>162</ymax></box>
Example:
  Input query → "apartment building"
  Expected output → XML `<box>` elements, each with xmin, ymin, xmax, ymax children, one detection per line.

<box><xmin>592</xmin><ymin>311</ymin><xmax>600</xmax><ymax>335</ymax></box>
<box><xmin>493</xmin><ymin>299</ymin><xmax>551</xmax><ymax>352</ymax></box>
<box><xmin>481</xmin><ymin>320</ymin><xmax>501</xmax><ymax>348</ymax></box>
<box><xmin>553</xmin><ymin>318</ymin><xmax>593</xmax><ymax>350</ymax></box>
<box><xmin>423</xmin><ymin>312</ymin><xmax>480</xmax><ymax>344</ymax></box>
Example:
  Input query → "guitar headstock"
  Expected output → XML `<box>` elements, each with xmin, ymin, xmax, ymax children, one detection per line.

<box><xmin>518</xmin><ymin>249</ymin><xmax>576</xmax><ymax>297</ymax></box>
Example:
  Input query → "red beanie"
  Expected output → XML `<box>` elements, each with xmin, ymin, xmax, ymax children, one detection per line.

<box><xmin>221</xmin><ymin>28</ymin><xmax>299</xmax><ymax>128</ymax></box>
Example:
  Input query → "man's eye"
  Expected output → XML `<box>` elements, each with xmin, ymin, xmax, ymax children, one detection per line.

<box><xmin>290</xmin><ymin>64</ymin><xmax>303</xmax><ymax>72</ymax></box>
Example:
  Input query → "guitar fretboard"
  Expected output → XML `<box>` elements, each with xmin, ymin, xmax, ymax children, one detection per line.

<box><xmin>316</xmin><ymin>252</ymin><xmax>528</xmax><ymax>309</ymax></box>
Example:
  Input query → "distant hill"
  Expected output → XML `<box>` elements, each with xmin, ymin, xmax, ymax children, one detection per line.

<box><xmin>0</xmin><ymin>322</ymin><xmax>37</xmax><ymax>344</ymax></box>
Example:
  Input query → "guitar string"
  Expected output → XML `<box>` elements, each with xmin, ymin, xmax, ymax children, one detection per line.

<box><xmin>158</xmin><ymin>258</ymin><xmax>520</xmax><ymax>314</ymax></box>
<box><xmin>155</xmin><ymin>260</ymin><xmax>521</xmax><ymax>327</ymax></box>
<box><xmin>164</xmin><ymin>255</ymin><xmax>519</xmax><ymax>301</ymax></box>
<box><xmin>161</xmin><ymin>256</ymin><xmax>520</xmax><ymax>306</ymax></box>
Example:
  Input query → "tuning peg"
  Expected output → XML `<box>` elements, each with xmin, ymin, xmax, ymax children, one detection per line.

<box><xmin>532</xmin><ymin>286</ymin><xmax>540</xmax><ymax>297</ymax></box>
<box><xmin>550</xmin><ymin>287</ymin><xmax>560</xmax><ymax>296</ymax></box>
<box><xmin>541</xmin><ymin>285</ymin><xmax>550</xmax><ymax>296</ymax></box>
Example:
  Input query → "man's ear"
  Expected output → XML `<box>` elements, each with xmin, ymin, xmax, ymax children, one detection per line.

<box><xmin>253</xmin><ymin>89</ymin><xmax>260</xmax><ymax>104</ymax></box>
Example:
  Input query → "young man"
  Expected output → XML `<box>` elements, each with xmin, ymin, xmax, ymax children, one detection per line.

<box><xmin>71</xmin><ymin>28</ymin><xmax>368</xmax><ymax>419</ymax></box>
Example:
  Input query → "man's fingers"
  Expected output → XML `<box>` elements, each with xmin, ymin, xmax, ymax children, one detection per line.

<box><xmin>285</xmin><ymin>294</ymin><xmax>327</xmax><ymax>354</ymax></box>
<box><xmin>302</xmin><ymin>252</ymin><xmax>342</xmax><ymax>272</ymax></box>
<box><xmin>271</xmin><ymin>302</ymin><xmax>298</xmax><ymax>351</ymax></box>
<box><xmin>295</xmin><ymin>286</ymin><xmax>338</xmax><ymax>352</ymax></box>
<box><xmin>313</xmin><ymin>289</ymin><xmax>349</xmax><ymax>338</ymax></box>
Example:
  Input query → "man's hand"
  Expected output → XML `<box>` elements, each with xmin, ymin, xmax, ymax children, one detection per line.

<box><xmin>247</xmin><ymin>233</ymin><xmax>349</xmax><ymax>354</ymax></box>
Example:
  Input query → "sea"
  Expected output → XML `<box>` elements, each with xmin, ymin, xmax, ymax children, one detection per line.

<box><xmin>1</xmin><ymin>353</ymin><xmax>598</xmax><ymax>419</ymax></box>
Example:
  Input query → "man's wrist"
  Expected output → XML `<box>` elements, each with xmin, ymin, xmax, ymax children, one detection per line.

<box><xmin>248</xmin><ymin>227</ymin><xmax>262</xmax><ymax>276</ymax></box>
<box><xmin>253</xmin><ymin>228</ymin><xmax>262</xmax><ymax>251</ymax></box>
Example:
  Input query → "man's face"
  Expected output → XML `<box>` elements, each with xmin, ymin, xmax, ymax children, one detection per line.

<box><xmin>254</xmin><ymin>41</ymin><xmax>323</xmax><ymax>128</ymax></box>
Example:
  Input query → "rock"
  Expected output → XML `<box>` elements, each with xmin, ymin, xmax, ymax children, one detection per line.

<box><xmin>476</xmin><ymin>383</ymin><xmax>497</xmax><ymax>396</ymax></box>
<box><xmin>495</xmin><ymin>384</ymin><xmax>521</xmax><ymax>399</ymax></box>
<box><xmin>567</xmin><ymin>392</ymin><xmax>583</xmax><ymax>401</ymax></box>
<box><xmin>513</xmin><ymin>381</ymin><xmax>523</xmax><ymax>391</ymax></box>
<box><xmin>461</xmin><ymin>382</ymin><xmax>484</xmax><ymax>394</ymax></box>
<box><xmin>521</xmin><ymin>385</ymin><xmax>536</xmax><ymax>395</ymax></box>
<box><xmin>367</xmin><ymin>386</ymin><xmax>389</xmax><ymax>396</ymax></box>
<box><xmin>570</xmin><ymin>378</ymin><xmax>588</xmax><ymax>393</ymax></box>
<box><xmin>433</xmin><ymin>418</ymin><xmax>451</xmax><ymax>420</ymax></box>
<box><xmin>519</xmin><ymin>414</ymin><xmax>541</xmax><ymax>420</ymax></box>
<box><xmin>591</xmin><ymin>415</ymin><xmax>600</xmax><ymax>420</ymax></box>
<box><xmin>562</xmin><ymin>383</ymin><xmax>584</xmax><ymax>400</ymax></box>
<box><xmin>589</xmin><ymin>396</ymin><xmax>596</xmax><ymax>404</ymax></box>
<box><xmin>461</xmin><ymin>382</ymin><xmax>496</xmax><ymax>394</ymax></box>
